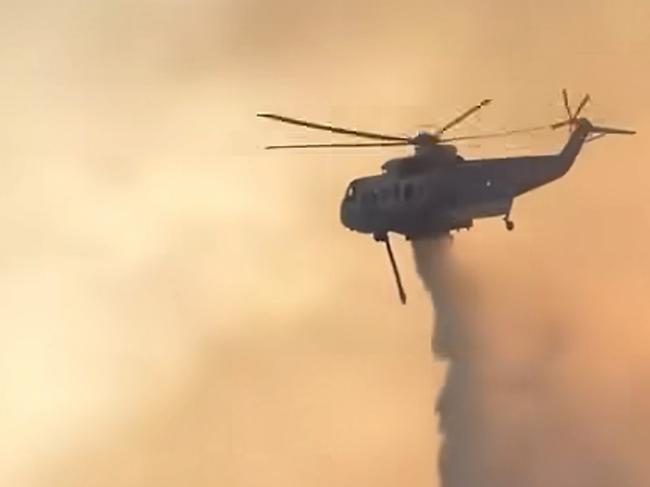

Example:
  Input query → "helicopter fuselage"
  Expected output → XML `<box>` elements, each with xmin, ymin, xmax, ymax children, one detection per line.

<box><xmin>340</xmin><ymin>123</ymin><xmax>590</xmax><ymax>239</ymax></box>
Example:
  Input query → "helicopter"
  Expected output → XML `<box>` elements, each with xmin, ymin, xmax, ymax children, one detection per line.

<box><xmin>258</xmin><ymin>90</ymin><xmax>635</xmax><ymax>304</ymax></box>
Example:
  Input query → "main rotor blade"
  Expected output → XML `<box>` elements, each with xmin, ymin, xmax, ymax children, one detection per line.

<box><xmin>257</xmin><ymin>113</ymin><xmax>409</xmax><ymax>142</ymax></box>
<box><xmin>440</xmin><ymin>124</ymin><xmax>549</xmax><ymax>143</ymax></box>
<box><xmin>435</xmin><ymin>99</ymin><xmax>492</xmax><ymax>136</ymax></box>
<box><xmin>573</xmin><ymin>94</ymin><xmax>591</xmax><ymax>119</ymax></box>
<box><xmin>264</xmin><ymin>142</ymin><xmax>411</xmax><ymax>149</ymax></box>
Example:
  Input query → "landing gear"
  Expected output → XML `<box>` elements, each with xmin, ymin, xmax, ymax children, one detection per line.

<box><xmin>504</xmin><ymin>215</ymin><xmax>515</xmax><ymax>231</ymax></box>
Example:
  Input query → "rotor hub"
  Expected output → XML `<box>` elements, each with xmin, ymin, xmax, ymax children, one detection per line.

<box><xmin>411</xmin><ymin>131</ymin><xmax>440</xmax><ymax>146</ymax></box>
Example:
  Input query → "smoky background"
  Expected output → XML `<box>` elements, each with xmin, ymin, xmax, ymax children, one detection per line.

<box><xmin>0</xmin><ymin>0</ymin><xmax>649</xmax><ymax>486</ymax></box>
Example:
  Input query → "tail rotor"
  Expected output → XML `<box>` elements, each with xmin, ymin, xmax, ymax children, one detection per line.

<box><xmin>551</xmin><ymin>89</ymin><xmax>635</xmax><ymax>140</ymax></box>
<box><xmin>552</xmin><ymin>90</ymin><xmax>591</xmax><ymax>131</ymax></box>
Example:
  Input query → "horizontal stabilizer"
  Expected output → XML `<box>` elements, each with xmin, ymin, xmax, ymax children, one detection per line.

<box><xmin>590</xmin><ymin>125</ymin><xmax>636</xmax><ymax>135</ymax></box>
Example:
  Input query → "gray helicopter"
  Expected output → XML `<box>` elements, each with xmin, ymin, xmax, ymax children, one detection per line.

<box><xmin>258</xmin><ymin>91</ymin><xmax>635</xmax><ymax>304</ymax></box>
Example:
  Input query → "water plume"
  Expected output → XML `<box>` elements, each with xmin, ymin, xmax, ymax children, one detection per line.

<box><xmin>412</xmin><ymin>235</ymin><xmax>487</xmax><ymax>486</ymax></box>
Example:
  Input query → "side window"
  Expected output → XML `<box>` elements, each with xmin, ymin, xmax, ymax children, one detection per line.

<box><xmin>404</xmin><ymin>183</ymin><xmax>414</xmax><ymax>201</ymax></box>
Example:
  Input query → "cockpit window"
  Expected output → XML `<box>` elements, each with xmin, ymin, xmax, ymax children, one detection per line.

<box><xmin>346</xmin><ymin>184</ymin><xmax>356</xmax><ymax>200</ymax></box>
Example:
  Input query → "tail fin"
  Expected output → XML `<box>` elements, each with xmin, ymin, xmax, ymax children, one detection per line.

<box><xmin>559</xmin><ymin>118</ymin><xmax>592</xmax><ymax>161</ymax></box>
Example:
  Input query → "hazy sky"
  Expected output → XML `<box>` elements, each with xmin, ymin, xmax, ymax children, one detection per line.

<box><xmin>1</xmin><ymin>1</ymin><xmax>649</xmax><ymax>486</ymax></box>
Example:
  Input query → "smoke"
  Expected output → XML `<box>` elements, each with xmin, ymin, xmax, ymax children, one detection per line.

<box><xmin>413</xmin><ymin>234</ymin><xmax>650</xmax><ymax>487</ymax></box>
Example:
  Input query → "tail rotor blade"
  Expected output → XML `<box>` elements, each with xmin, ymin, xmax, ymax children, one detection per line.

<box><xmin>573</xmin><ymin>94</ymin><xmax>591</xmax><ymax>119</ymax></box>
<box><xmin>551</xmin><ymin>119</ymin><xmax>572</xmax><ymax>130</ymax></box>
<box><xmin>562</xmin><ymin>89</ymin><xmax>573</xmax><ymax>119</ymax></box>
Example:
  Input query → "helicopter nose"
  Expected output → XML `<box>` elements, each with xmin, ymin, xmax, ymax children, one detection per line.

<box><xmin>340</xmin><ymin>200</ymin><xmax>356</xmax><ymax>230</ymax></box>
